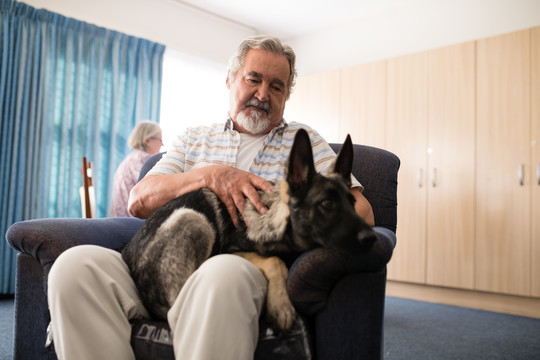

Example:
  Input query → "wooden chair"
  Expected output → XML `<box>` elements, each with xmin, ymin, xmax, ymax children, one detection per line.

<box><xmin>79</xmin><ymin>157</ymin><xmax>96</xmax><ymax>218</ymax></box>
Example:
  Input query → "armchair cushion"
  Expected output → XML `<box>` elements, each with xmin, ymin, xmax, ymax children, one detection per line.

<box><xmin>329</xmin><ymin>143</ymin><xmax>399</xmax><ymax>233</ymax></box>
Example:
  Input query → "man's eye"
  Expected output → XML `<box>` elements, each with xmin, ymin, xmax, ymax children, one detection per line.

<box><xmin>271</xmin><ymin>86</ymin><xmax>283</xmax><ymax>93</ymax></box>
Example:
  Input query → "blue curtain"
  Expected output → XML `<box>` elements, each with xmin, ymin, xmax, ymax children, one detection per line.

<box><xmin>0</xmin><ymin>0</ymin><xmax>165</xmax><ymax>293</ymax></box>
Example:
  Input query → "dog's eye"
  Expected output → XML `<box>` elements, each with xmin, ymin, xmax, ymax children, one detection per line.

<box><xmin>320</xmin><ymin>199</ymin><xmax>334</xmax><ymax>209</ymax></box>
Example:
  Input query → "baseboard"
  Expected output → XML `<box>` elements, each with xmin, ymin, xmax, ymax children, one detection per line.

<box><xmin>386</xmin><ymin>281</ymin><xmax>540</xmax><ymax>319</ymax></box>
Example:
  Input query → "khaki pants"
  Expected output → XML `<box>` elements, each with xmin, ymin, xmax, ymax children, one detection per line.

<box><xmin>48</xmin><ymin>245</ymin><xmax>267</xmax><ymax>360</ymax></box>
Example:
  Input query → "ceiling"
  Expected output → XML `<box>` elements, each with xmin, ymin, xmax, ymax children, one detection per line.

<box><xmin>177</xmin><ymin>0</ymin><xmax>406</xmax><ymax>39</ymax></box>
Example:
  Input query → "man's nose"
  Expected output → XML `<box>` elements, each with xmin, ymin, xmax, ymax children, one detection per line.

<box><xmin>254</xmin><ymin>84</ymin><xmax>270</xmax><ymax>102</ymax></box>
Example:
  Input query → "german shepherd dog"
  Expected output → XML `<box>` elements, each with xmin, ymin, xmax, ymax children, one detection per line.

<box><xmin>122</xmin><ymin>129</ymin><xmax>376</xmax><ymax>331</ymax></box>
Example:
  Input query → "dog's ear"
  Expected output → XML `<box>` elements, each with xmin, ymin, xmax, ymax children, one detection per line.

<box><xmin>331</xmin><ymin>134</ymin><xmax>354</xmax><ymax>187</ymax></box>
<box><xmin>287</xmin><ymin>129</ymin><xmax>316</xmax><ymax>195</ymax></box>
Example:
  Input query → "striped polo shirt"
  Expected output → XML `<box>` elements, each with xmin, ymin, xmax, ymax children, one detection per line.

<box><xmin>148</xmin><ymin>119</ymin><xmax>361</xmax><ymax>189</ymax></box>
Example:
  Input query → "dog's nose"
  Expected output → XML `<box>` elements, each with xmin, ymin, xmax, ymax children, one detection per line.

<box><xmin>357</xmin><ymin>229</ymin><xmax>377</xmax><ymax>248</ymax></box>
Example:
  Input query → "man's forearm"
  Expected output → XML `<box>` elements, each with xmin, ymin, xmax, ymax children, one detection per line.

<box><xmin>128</xmin><ymin>169</ymin><xmax>208</xmax><ymax>219</ymax></box>
<box><xmin>351</xmin><ymin>187</ymin><xmax>375</xmax><ymax>227</ymax></box>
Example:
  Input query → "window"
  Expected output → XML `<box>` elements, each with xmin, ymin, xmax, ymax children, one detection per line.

<box><xmin>159</xmin><ymin>48</ymin><xmax>229</xmax><ymax>147</ymax></box>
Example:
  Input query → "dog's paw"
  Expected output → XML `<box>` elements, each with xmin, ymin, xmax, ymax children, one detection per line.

<box><xmin>266</xmin><ymin>289</ymin><xmax>296</xmax><ymax>331</ymax></box>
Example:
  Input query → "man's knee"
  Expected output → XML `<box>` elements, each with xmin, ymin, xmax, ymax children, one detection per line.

<box><xmin>48</xmin><ymin>245</ymin><xmax>121</xmax><ymax>294</ymax></box>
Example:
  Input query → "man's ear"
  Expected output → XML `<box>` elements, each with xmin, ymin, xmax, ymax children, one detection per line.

<box><xmin>331</xmin><ymin>134</ymin><xmax>354</xmax><ymax>187</ymax></box>
<box><xmin>225</xmin><ymin>69</ymin><xmax>231</xmax><ymax>90</ymax></box>
<box><xmin>286</xmin><ymin>129</ymin><xmax>316</xmax><ymax>195</ymax></box>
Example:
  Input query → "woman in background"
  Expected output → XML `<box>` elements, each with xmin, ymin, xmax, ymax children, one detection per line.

<box><xmin>110</xmin><ymin>121</ymin><xmax>163</xmax><ymax>217</ymax></box>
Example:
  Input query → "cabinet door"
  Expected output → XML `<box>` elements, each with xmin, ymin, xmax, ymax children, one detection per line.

<box><xmin>386</xmin><ymin>52</ymin><xmax>428</xmax><ymax>283</ymax></box>
<box><xmin>476</xmin><ymin>30</ymin><xmax>531</xmax><ymax>296</ymax></box>
<box><xmin>532</xmin><ymin>26</ymin><xmax>540</xmax><ymax>298</ymax></box>
<box><xmin>425</xmin><ymin>42</ymin><xmax>476</xmax><ymax>289</ymax></box>
<box><xmin>340</xmin><ymin>61</ymin><xmax>387</xmax><ymax>148</ymax></box>
<box><xmin>285</xmin><ymin>71</ymin><xmax>341</xmax><ymax>142</ymax></box>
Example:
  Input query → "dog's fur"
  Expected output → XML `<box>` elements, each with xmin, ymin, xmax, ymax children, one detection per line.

<box><xmin>122</xmin><ymin>129</ymin><xmax>376</xmax><ymax>330</ymax></box>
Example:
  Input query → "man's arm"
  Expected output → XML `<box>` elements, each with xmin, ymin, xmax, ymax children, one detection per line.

<box><xmin>351</xmin><ymin>187</ymin><xmax>375</xmax><ymax>227</ymax></box>
<box><xmin>128</xmin><ymin>165</ymin><xmax>273</xmax><ymax>224</ymax></box>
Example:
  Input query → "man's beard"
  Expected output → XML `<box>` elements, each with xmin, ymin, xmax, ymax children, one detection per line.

<box><xmin>236</xmin><ymin>98</ymin><xmax>272</xmax><ymax>134</ymax></box>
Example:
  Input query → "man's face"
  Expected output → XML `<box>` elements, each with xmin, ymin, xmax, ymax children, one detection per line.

<box><xmin>227</xmin><ymin>49</ymin><xmax>290</xmax><ymax>134</ymax></box>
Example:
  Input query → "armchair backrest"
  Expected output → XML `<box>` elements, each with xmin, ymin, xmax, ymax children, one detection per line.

<box><xmin>329</xmin><ymin>143</ymin><xmax>400</xmax><ymax>233</ymax></box>
<box><xmin>138</xmin><ymin>152</ymin><xmax>164</xmax><ymax>182</ymax></box>
<box><xmin>138</xmin><ymin>144</ymin><xmax>400</xmax><ymax>233</ymax></box>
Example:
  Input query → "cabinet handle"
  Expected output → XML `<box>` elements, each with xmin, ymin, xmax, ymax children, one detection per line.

<box><xmin>431</xmin><ymin>168</ymin><xmax>437</xmax><ymax>187</ymax></box>
<box><xmin>537</xmin><ymin>162</ymin><xmax>540</xmax><ymax>185</ymax></box>
<box><xmin>417</xmin><ymin>168</ymin><xmax>423</xmax><ymax>188</ymax></box>
<box><xmin>518</xmin><ymin>163</ymin><xmax>524</xmax><ymax>186</ymax></box>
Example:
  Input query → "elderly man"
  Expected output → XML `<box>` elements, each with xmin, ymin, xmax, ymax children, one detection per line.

<box><xmin>48</xmin><ymin>35</ymin><xmax>373</xmax><ymax>360</ymax></box>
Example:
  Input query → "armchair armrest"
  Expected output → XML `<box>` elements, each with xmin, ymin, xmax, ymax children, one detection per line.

<box><xmin>287</xmin><ymin>226</ymin><xmax>395</xmax><ymax>315</ymax></box>
<box><xmin>6</xmin><ymin>217</ymin><xmax>145</xmax><ymax>360</ymax></box>
<box><xmin>6</xmin><ymin>217</ymin><xmax>144</xmax><ymax>289</ymax></box>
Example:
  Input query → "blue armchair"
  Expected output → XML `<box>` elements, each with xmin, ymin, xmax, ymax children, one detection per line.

<box><xmin>6</xmin><ymin>142</ymin><xmax>399</xmax><ymax>360</ymax></box>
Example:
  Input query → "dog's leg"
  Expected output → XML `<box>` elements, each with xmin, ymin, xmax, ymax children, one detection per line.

<box><xmin>236</xmin><ymin>252</ymin><xmax>295</xmax><ymax>331</ymax></box>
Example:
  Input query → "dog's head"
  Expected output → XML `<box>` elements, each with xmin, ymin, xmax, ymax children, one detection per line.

<box><xmin>284</xmin><ymin>129</ymin><xmax>377</xmax><ymax>252</ymax></box>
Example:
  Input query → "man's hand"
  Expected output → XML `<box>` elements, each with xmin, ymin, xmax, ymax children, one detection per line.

<box><xmin>129</xmin><ymin>165</ymin><xmax>274</xmax><ymax>222</ymax></box>
<box><xmin>204</xmin><ymin>165</ymin><xmax>274</xmax><ymax>226</ymax></box>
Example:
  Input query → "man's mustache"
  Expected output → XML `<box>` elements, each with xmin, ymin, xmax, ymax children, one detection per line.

<box><xmin>242</xmin><ymin>98</ymin><xmax>271</xmax><ymax>115</ymax></box>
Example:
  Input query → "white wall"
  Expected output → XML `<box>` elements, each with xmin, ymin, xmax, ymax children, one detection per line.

<box><xmin>288</xmin><ymin>0</ymin><xmax>540</xmax><ymax>74</ymax></box>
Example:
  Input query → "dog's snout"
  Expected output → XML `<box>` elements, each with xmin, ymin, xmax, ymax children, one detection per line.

<box><xmin>357</xmin><ymin>229</ymin><xmax>377</xmax><ymax>248</ymax></box>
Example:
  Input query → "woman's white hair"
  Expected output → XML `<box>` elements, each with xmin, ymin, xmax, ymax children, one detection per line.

<box><xmin>127</xmin><ymin>121</ymin><xmax>161</xmax><ymax>151</ymax></box>
<box><xmin>227</xmin><ymin>35</ymin><xmax>297</xmax><ymax>99</ymax></box>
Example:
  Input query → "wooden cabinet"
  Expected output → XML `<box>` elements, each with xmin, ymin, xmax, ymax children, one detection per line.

<box><xmin>531</xmin><ymin>27</ymin><xmax>540</xmax><ymax>297</ymax></box>
<box><xmin>386</xmin><ymin>43</ymin><xmax>475</xmax><ymax>288</ymax></box>
<box><xmin>425</xmin><ymin>43</ymin><xmax>476</xmax><ymax>289</ymax></box>
<box><xmin>289</xmin><ymin>26</ymin><xmax>540</xmax><ymax>303</ymax></box>
<box><xmin>386</xmin><ymin>52</ymin><xmax>428</xmax><ymax>284</ymax></box>
<box><xmin>287</xmin><ymin>63</ymin><xmax>387</xmax><ymax>146</ymax></box>
<box><xmin>339</xmin><ymin>61</ymin><xmax>387</xmax><ymax>148</ymax></box>
<box><xmin>286</xmin><ymin>70</ymin><xmax>341</xmax><ymax>142</ymax></box>
<box><xmin>476</xmin><ymin>29</ymin><xmax>532</xmax><ymax>296</ymax></box>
